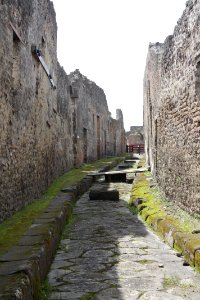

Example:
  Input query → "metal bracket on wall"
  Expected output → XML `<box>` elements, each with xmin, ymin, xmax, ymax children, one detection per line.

<box><xmin>32</xmin><ymin>46</ymin><xmax>56</xmax><ymax>90</ymax></box>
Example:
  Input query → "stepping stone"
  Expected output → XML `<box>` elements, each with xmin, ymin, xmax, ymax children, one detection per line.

<box><xmin>118</xmin><ymin>164</ymin><xmax>133</xmax><ymax>169</ymax></box>
<box><xmin>89</xmin><ymin>188</ymin><xmax>119</xmax><ymax>201</ymax></box>
<box><xmin>124</xmin><ymin>160</ymin><xmax>136</xmax><ymax>163</ymax></box>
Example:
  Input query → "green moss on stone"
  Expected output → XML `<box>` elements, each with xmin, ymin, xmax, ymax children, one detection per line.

<box><xmin>79</xmin><ymin>293</ymin><xmax>96</xmax><ymax>300</ymax></box>
<box><xmin>0</xmin><ymin>156</ymin><xmax>123</xmax><ymax>256</ymax></box>
<box><xmin>195</xmin><ymin>250</ymin><xmax>200</xmax><ymax>272</ymax></box>
<box><xmin>137</xmin><ymin>259</ymin><xmax>156</xmax><ymax>264</ymax></box>
<box><xmin>129</xmin><ymin>170</ymin><xmax>200</xmax><ymax>273</ymax></box>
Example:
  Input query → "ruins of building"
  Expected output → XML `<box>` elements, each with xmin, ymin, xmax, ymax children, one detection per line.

<box><xmin>0</xmin><ymin>0</ymin><xmax>125</xmax><ymax>221</ymax></box>
<box><xmin>144</xmin><ymin>0</ymin><xmax>200</xmax><ymax>215</ymax></box>
<box><xmin>126</xmin><ymin>126</ymin><xmax>144</xmax><ymax>145</ymax></box>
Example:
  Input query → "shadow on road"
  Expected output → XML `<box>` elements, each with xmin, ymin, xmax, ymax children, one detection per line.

<box><xmin>48</xmin><ymin>178</ymin><xmax>150</xmax><ymax>300</ymax></box>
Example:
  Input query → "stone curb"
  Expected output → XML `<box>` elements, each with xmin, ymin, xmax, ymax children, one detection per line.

<box><xmin>0</xmin><ymin>160</ymin><xmax>120</xmax><ymax>300</ymax></box>
<box><xmin>132</xmin><ymin>175</ymin><xmax>200</xmax><ymax>273</ymax></box>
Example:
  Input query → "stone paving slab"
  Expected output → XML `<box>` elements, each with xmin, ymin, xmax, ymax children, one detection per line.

<box><xmin>0</xmin><ymin>183</ymin><xmax>84</xmax><ymax>299</ymax></box>
<box><xmin>132</xmin><ymin>174</ymin><xmax>200</xmax><ymax>272</ymax></box>
<box><xmin>0</xmin><ymin>161</ymin><xmax>126</xmax><ymax>299</ymax></box>
<box><xmin>48</xmin><ymin>182</ymin><xmax>200</xmax><ymax>300</ymax></box>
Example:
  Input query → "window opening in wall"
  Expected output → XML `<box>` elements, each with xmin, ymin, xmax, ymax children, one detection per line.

<box><xmin>70</xmin><ymin>85</ymin><xmax>78</xmax><ymax>98</ymax></box>
<box><xmin>70</xmin><ymin>85</ymin><xmax>73</xmax><ymax>95</ymax></box>
<box><xmin>13</xmin><ymin>30</ymin><xmax>20</xmax><ymax>42</ymax></box>
<box><xmin>12</xmin><ymin>26</ymin><xmax>21</xmax><ymax>92</ymax></box>
<box><xmin>10</xmin><ymin>22</ymin><xmax>22</xmax><ymax>43</ymax></box>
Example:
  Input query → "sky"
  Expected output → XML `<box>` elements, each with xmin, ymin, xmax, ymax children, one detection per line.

<box><xmin>52</xmin><ymin>0</ymin><xmax>186</xmax><ymax>131</ymax></box>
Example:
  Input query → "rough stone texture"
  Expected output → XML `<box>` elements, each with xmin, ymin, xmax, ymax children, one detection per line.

<box><xmin>0</xmin><ymin>189</ymin><xmax>75</xmax><ymax>300</ymax></box>
<box><xmin>0</xmin><ymin>160</ymin><xmax>120</xmax><ymax>299</ymax></box>
<box><xmin>47</xmin><ymin>182</ymin><xmax>200</xmax><ymax>300</ymax></box>
<box><xmin>126</xmin><ymin>126</ymin><xmax>144</xmax><ymax>145</ymax></box>
<box><xmin>143</xmin><ymin>0</ymin><xmax>200</xmax><ymax>215</ymax></box>
<box><xmin>0</xmin><ymin>0</ymin><xmax>125</xmax><ymax>221</ymax></box>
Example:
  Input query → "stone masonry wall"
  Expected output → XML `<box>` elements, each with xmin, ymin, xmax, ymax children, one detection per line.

<box><xmin>144</xmin><ymin>0</ymin><xmax>200</xmax><ymax>215</ymax></box>
<box><xmin>126</xmin><ymin>126</ymin><xmax>144</xmax><ymax>145</ymax></box>
<box><xmin>0</xmin><ymin>0</ymin><xmax>125</xmax><ymax>221</ymax></box>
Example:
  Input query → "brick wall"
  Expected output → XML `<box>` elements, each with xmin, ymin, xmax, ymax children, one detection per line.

<box><xmin>144</xmin><ymin>0</ymin><xmax>200</xmax><ymax>215</ymax></box>
<box><xmin>0</xmin><ymin>0</ymin><xmax>125</xmax><ymax>221</ymax></box>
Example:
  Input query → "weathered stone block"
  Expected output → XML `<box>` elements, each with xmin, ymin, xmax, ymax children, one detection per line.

<box><xmin>183</xmin><ymin>235</ymin><xmax>200</xmax><ymax>266</ymax></box>
<box><xmin>0</xmin><ymin>273</ymin><xmax>33</xmax><ymax>300</ymax></box>
<box><xmin>0</xmin><ymin>260</ymin><xmax>40</xmax><ymax>299</ymax></box>
<box><xmin>195</xmin><ymin>249</ymin><xmax>200</xmax><ymax>272</ymax></box>
<box><xmin>173</xmin><ymin>231</ymin><xmax>191</xmax><ymax>253</ymax></box>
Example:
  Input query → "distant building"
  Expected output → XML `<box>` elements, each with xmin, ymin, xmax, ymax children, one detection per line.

<box><xmin>126</xmin><ymin>126</ymin><xmax>144</xmax><ymax>145</ymax></box>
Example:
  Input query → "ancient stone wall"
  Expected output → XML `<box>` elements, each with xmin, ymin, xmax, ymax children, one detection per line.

<box><xmin>0</xmin><ymin>0</ymin><xmax>125</xmax><ymax>221</ymax></box>
<box><xmin>126</xmin><ymin>126</ymin><xmax>144</xmax><ymax>145</ymax></box>
<box><xmin>144</xmin><ymin>0</ymin><xmax>200</xmax><ymax>215</ymax></box>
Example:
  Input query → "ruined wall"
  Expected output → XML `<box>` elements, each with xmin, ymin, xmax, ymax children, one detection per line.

<box><xmin>126</xmin><ymin>126</ymin><xmax>144</xmax><ymax>145</ymax></box>
<box><xmin>115</xmin><ymin>109</ymin><xmax>126</xmax><ymax>155</ymax></box>
<box><xmin>0</xmin><ymin>0</ymin><xmax>61</xmax><ymax>220</ymax></box>
<box><xmin>144</xmin><ymin>0</ymin><xmax>200</xmax><ymax>215</ymax></box>
<box><xmin>0</xmin><ymin>0</ymin><xmax>125</xmax><ymax>221</ymax></box>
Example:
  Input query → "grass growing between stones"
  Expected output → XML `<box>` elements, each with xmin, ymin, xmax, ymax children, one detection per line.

<box><xmin>137</xmin><ymin>259</ymin><xmax>156</xmax><ymax>265</ymax></box>
<box><xmin>163</xmin><ymin>276</ymin><xmax>195</xmax><ymax>289</ymax></box>
<box><xmin>38</xmin><ymin>279</ymin><xmax>52</xmax><ymax>300</ymax></box>
<box><xmin>0</xmin><ymin>156</ymin><xmax>123</xmax><ymax>256</ymax></box>
<box><xmin>129</xmin><ymin>172</ymin><xmax>200</xmax><ymax>233</ymax></box>
<box><xmin>60</xmin><ymin>212</ymin><xmax>78</xmax><ymax>240</ymax></box>
<box><xmin>129</xmin><ymin>169</ymin><xmax>200</xmax><ymax>270</ymax></box>
<box><xmin>163</xmin><ymin>275</ymin><xmax>180</xmax><ymax>288</ymax></box>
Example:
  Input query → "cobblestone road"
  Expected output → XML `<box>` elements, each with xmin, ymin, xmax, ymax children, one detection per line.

<box><xmin>48</xmin><ymin>182</ymin><xmax>200</xmax><ymax>300</ymax></box>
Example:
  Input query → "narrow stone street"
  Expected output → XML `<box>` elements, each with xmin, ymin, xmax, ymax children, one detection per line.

<box><xmin>48</xmin><ymin>181</ymin><xmax>200</xmax><ymax>300</ymax></box>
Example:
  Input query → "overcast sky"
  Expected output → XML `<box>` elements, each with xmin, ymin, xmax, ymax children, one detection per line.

<box><xmin>52</xmin><ymin>0</ymin><xmax>186</xmax><ymax>131</ymax></box>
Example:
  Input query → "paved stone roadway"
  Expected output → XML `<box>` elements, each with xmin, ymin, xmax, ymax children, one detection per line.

<box><xmin>48</xmin><ymin>182</ymin><xmax>200</xmax><ymax>300</ymax></box>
